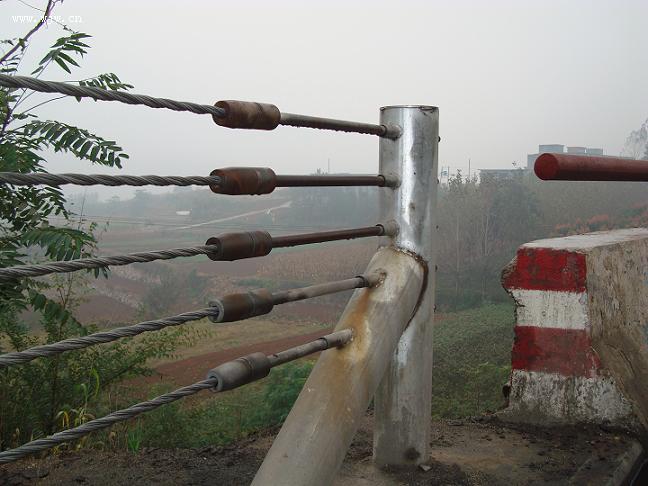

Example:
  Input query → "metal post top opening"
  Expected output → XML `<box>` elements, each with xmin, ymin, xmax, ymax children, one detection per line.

<box><xmin>380</xmin><ymin>105</ymin><xmax>438</xmax><ymax>111</ymax></box>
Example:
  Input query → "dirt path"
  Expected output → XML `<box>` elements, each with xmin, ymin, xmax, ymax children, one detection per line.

<box><xmin>172</xmin><ymin>200</ymin><xmax>292</xmax><ymax>230</ymax></box>
<box><xmin>2</xmin><ymin>417</ymin><xmax>639</xmax><ymax>485</ymax></box>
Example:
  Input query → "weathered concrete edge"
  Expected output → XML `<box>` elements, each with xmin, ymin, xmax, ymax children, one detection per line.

<box><xmin>568</xmin><ymin>439</ymin><xmax>645</xmax><ymax>486</ymax></box>
<box><xmin>499</xmin><ymin>370</ymin><xmax>636</xmax><ymax>429</ymax></box>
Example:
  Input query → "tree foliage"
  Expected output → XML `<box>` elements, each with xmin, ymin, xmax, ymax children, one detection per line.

<box><xmin>436</xmin><ymin>171</ymin><xmax>539</xmax><ymax>310</ymax></box>
<box><xmin>621</xmin><ymin>117</ymin><xmax>648</xmax><ymax>160</ymax></box>
<box><xmin>0</xmin><ymin>3</ymin><xmax>192</xmax><ymax>450</ymax></box>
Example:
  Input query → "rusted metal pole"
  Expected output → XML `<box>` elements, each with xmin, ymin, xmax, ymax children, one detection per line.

<box><xmin>374</xmin><ymin>105</ymin><xmax>439</xmax><ymax>466</ymax></box>
<box><xmin>271</xmin><ymin>274</ymin><xmax>380</xmax><ymax>306</ymax></box>
<box><xmin>271</xmin><ymin>223</ymin><xmax>397</xmax><ymax>248</ymax></box>
<box><xmin>279</xmin><ymin>112</ymin><xmax>401</xmax><ymax>139</ymax></box>
<box><xmin>275</xmin><ymin>174</ymin><xmax>393</xmax><ymax>187</ymax></box>
<box><xmin>251</xmin><ymin>247</ymin><xmax>425</xmax><ymax>485</ymax></box>
<box><xmin>534</xmin><ymin>153</ymin><xmax>648</xmax><ymax>181</ymax></box>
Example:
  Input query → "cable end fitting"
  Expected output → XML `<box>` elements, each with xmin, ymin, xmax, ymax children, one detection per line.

<box><xmin>320</xmin><ymin>329</ymin><xmax>354</xmax><ymax>348</ymax></box>
<box><xmin>382</xmin><ymin>124</ymin><xmax>402</xmax><ymax>140</ymax></box>
<box><xmin>377</xmin><ymin>221</ymin><xmax>399</xmax><ymax>238</ymax></box>
<box><xmin>381</xmin><ymin>173</ymin><xmax>400</xmax><ymax>188</ymax></box>
<box><xmin>358</xmin><ymin>272</ymin><xmax>385</xmax><ymax>289</ymax></box>
<box><xmin>209</xmin><ymin>167</ymin><xmax>277</xmax><ymax>195</ymax></box>
<box><xmin>213</xmin><ymin>100</ymin><xmax>280</xmax><ymax>130</ymax></box>
<box><xmin>206</xmin><ymin>231</ymin><xmax>273</xmax><ymax>261</ymax></box>
<box><xmin>207</xmin><ymin>352</ymin><xmax>271</xmax><ymax>392</ymax></box>
<box><xmin>209</xmin><ymin>289</ymin><xmax>274</xmax><ymax>323</ymax></box>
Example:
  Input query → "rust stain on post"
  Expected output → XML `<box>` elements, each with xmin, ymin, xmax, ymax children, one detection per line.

<box><xmin>251</xmin><ymin>247</ymin><xmax>424</xmax><ymax>486</ymax></box>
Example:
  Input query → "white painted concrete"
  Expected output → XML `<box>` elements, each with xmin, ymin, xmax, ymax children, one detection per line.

<box><xmin>507</xmin><ymin>370</ymin><xmax>635</xmax><ymax>426</ymax></box>
<box><xmin>511</xmin><ymin>289</ymin><xmax>589</xmax><ymax>330</ymax></box>
<box><xmin>503</xmin><ymin>228</ymin><xmax>648</xmax><ymax>431</ymax></box>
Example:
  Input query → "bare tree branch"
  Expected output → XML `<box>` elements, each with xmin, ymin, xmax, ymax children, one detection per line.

<box><xmin>0</xmin><ymin>0</ymin><xmax>57</xmax><ymax>65</ymax></box>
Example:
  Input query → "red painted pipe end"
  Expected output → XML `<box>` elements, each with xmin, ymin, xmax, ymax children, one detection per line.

<box><xmin>534</xmin><ymin>153</ymin><xmax>559</xmax><ymax>180</ymax></box>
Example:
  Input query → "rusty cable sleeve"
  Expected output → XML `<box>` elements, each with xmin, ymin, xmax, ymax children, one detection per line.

<box><xmin>0</xmin><ymin>245</ymin><xmax>220</xmax><ymax>280</ymax></box>
<box><xmin>0</xmin><ymin>307</ymin><xmax>219</xmax><ymax>369</ymax></box>
<box><xmin>0</xmin><ymin>172</ymin><xmax>221</xmax><ymax>187</ymax></box>
<box><xmin>0</xmin><ymin>329</ymin><xmax>354</xmax><ymax>464</ymax></box>
<box><xmin>0</xmin><ymin>74</ymin><xmax>398</xmax><ymax>137</ymax></box>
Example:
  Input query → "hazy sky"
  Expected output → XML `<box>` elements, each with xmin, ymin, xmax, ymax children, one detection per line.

<box><xmin>4</xmin><ymin>0</ymin><xmax>648</xmax><ymax>199</ymax></box>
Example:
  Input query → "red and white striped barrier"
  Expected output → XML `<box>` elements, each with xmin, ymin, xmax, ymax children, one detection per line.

<box><xmin>501</xmin><ymin>228</ymin><xmax>648</xmax><ymax>430</ymax></box>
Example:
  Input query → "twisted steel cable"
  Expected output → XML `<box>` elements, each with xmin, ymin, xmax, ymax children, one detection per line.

<box><xmin>0</xmin><ymin>245</ymin><xmax>220</xmax><ymax>280</ymax></box>
<box><xmin>0</xmin><ymin>329</ymin><xmax>354</xmax><ymax>464</ymax></box>
<box><xmin>0</xmin><ymin>378</ymin><xmax>217</xmax><ymax>464</ymax></box>
<box><xmin>0</xmin><ymin>74</ymin><xmax>396</xmax><ymax>137</ymax></box>
<box><xmin>0</xmin><ymin>172</ymin><xmax>221</xmax><ymax>187</ymax></box>
<box><xmin>0</xmin><ymin>74</ymin><xmax>226</xmax><ymax>117</ymax></box>
<box><xmin>0</xmin><ymin>307</ymin><xmax>219</xmax><ymax>368</ymax></box>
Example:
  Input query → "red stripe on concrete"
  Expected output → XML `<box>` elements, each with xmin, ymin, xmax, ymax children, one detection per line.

<box><xmin>503</xmin><ymin>248</ymin><xmax>586</xmax><ymax>292</ymax></box>
<box><xmin>511</xmin><ymin>326</ymin><xmax>600</xmax><ymax>377</ymax></box>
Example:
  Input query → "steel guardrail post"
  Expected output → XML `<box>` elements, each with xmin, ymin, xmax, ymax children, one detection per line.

<box><xmin>251</xmin><ymin>248</ymin><xmax>425</xmax><ymax>485</ymax></box>
<box><xmin>374</xmin><ymin>105</ymin><xmax>439</xmax><ymax>466</ymax></box>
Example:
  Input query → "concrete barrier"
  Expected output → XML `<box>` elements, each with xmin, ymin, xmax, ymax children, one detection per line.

<box><xmin>501</xmin><ymin>228</ymin><xmax>648</xmax><ymax>433</ymax></box>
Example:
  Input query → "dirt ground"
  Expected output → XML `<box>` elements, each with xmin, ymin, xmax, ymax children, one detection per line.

<box><xmin>1</xmin><ymin>415</ymin><xmax>642</xmax><ymax>486</ymax></box>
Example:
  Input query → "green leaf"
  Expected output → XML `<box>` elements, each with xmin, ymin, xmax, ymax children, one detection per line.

<box><xmin>54</xmin><ymin>57</ymin><xmax>72</xmax><ymax>74</ymax></box>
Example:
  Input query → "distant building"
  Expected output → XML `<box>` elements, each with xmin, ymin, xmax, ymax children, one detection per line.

<box><xmin>476</xmin><ymin>144</ymin><xmax>607</xmax><ymax>182</ymax></box>
<box><xmin>527</xmin><ymin>144</ymin><xmax>604</xmax><ymax>170</ymax></box>
<box><xmin>479</xmin><ymin>168</ymin><xmax>525</xmax><ymax>182</ymax></box>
